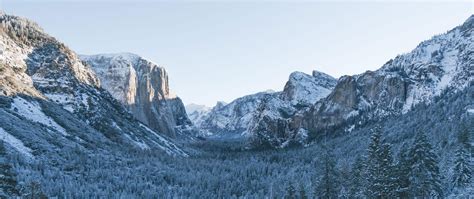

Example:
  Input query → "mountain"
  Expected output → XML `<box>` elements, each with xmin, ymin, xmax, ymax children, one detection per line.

<box><xmin>80</xmin><ymin>53</ymin><xmax>192</xmax><ymax>138</ymax></box>
<box><xmin>185</xmin><ymin>103</ymin><xmax>211</xmax><ymax>126</ymax></box>
<box><xmin>197</xmin><ymin>71</ymin><xmax>337</xmax><ymax>138</ymax></box>
<box><xmin>250</xmin><ymin>15</ymin><xmax>474</xmax><ymax>147</ymax></box>
<box><xmin>0</xmin><ymin>13</ymin><xmax>188</xmax><ymax>159</ymax></box>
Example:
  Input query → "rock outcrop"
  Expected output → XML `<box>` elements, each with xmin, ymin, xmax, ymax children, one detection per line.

<box><xmin>81</xmin><ymin>54</ymin><xmax>192</xmax><ymax>137</ymax></box>
<box><xmin>197</xmin><ymin>71</ymin><xmax>337</xmax><ymax>140</ymax></box>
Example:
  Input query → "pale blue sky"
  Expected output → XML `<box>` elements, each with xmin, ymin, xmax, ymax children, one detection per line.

<box><xmin>1</xmin><ymin>1</ymin><xmax>472</xmax><ymax>106</ymax></box>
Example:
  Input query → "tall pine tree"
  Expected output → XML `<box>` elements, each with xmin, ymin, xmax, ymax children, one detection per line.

<box><xmin>349</xmin><ymin>155</ymin><xmax>366</xmax><ymax>198</ymax></box>
<box><xmin>408</xmin><ymin>131</ymin><xmax>443</xmax><ymax>198</ymax></box>
<box><xmin>366</xmin><ymin>128</ymin><xmax>395</xmax><ymax>198</ymax></box>
<box><xmin>314</xmin><ymin>146</ymin><xmax>339</xmax><ymax>199</ymax></box>
<box><xmin>452</xmin><ymin>126</ymin><xmax>472</xmax><ymax>189</ymax></box>
<box><xmin>394</xmin><ymin>144</ymin><xmax>411</xmax><ymax>199</ymax></box>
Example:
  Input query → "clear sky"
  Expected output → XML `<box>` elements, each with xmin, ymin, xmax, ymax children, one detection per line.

<box><xmin>1</xmin><ymin>1</ymin><xmax>472</xmax><ymax>106</ymax></box>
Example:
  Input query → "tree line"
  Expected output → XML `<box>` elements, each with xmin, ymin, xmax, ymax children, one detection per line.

<box><xmin>285</xmin><ymin>126</ymin><xmax>472</xmax><ymax>199</ymax></box>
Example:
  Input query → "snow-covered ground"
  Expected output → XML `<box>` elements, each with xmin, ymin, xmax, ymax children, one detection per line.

<box><xmin>139</xmin><ymin>124</ymin><xmax>188</xmax><ymax>157</ymax></box>
<box><xmin>467</xmin><ymin>108</ymin><xmax>474</xmax><ymax>114</ymax></box>
<box><xmin>0</xmin><ymin>127</ymin><xmax>33</xmax><ymax>158</ymax></box>
<box><xmin>10</xmin><ymin>97</ymin><xmax>68</xmax><ymax>136</ymax></box>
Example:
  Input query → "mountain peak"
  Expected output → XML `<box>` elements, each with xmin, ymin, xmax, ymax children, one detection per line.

<box><xmin>312</xmin><ymin>70</ymin><xmax>334</xmax><ymax>79</ymax></box>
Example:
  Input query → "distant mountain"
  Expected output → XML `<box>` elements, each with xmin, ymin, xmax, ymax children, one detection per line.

<box><xmin>0</xmin><ymin>13</ymin><xmax>188</xmax><ymax>159</ymax></box>
<box><xmin>197</xmin><ymin>71</ymin><xmax>337</xmax><ymax>138</ymax></box>
<box><xmin>80</xmin><ymin>53</ymin><xmax>192</xmax><ymax>138</ymax></box>
<box><xmin>185</xmin><ymin>103</ymin><xmax>211</xmax><ymax>126</ymax></box>
<box><xmin>249</xmin><ymin>14</ymin><xmax>474</xmax><ymax>147</ymax></box>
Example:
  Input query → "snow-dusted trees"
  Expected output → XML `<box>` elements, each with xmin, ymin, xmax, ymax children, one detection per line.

<box><xmin>21</xmin><ymin>181</ymin><xmax>47</xmax><ymax>199</ymax></box>
<box><xmin>298</xmin><ymin>183</ymin><xmax>308</xmax><ymax>199</ymax></box>
<box><xmin>408</xmin><ymin>132</ymin><xmax>443</xmax><ymax>198</ymax></box>
<box><xmin>348</xmin><ymin>156</ymin><xmax>366</xmax><ymax>198</ymax></box>
<box><xmin>0</xmin><ymin>142</ymin><xmax>19</xmax><ymax>198</ymax></box>
<box><xmin>366</xmin><ymin>128</ymin><xmax>396</xmax><ymax>198</ymax></box>
<box><xmin>394</xmin><ymin>144</ymin><xmax>411</xmax><ymax>198</ymax></box>
<box><xmin>452</xmin><ymin>126</ymin><xmax>472</xmax><ymax>189</ymax></box>
<box><xmin>284</xmin><ymin>182</ymin><xmax>296</xmax><ymax>199</ymax></box>
<box><xmin>314</xmin><ymin>146</ymin><xmax>339</xmax><ymax>199</ymax></box>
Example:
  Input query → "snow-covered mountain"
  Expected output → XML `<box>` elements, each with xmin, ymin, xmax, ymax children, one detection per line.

<box><xmin>249</xmin><ymin>15</ymin><xmax>474</xmax><ymax>147</ymax></box>
<box><xmin>80</xmin><ymin>53</ymin><xmax>192</xmax><ymax>138</ymax></box>
<box><xmin>197</xmin><ymin>71</ymin><xmax>337</xmax><ymax>138</ymax></box>
<box><xmin>0</xmin><ymin>14</ymin><xmax>188</xmax><ymax>157</ymax></box>
<box><xmin>185</xmin><ymin>103</ymin><xmax>211</xmax><ymax>126</ymax></box>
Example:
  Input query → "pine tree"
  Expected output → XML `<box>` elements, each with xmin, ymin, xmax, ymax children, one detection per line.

<box><xmin>0</xmin><ymin>141</ymin><xmax>19</xmax><ymax>198</ymax></box>
<box><xmin>380</xmin><ymin>143</ymin><xmax>396</xmax><ymax>197</ymax></box>
<box><xmin>452</xmin><ymin>126</ymin><xmax>472</xmax><ymax>188</ymax></box>
<box><xmin>394</xmin><ymin>144</ymin><xmax>411</xmax><ymax>199</ymax></box>
<box><xmin>315</xmin><ymin>146</ymin><xmax>339</xmax><ymax>199</ymax></box>
<box><xmin>408</xmin><ymin>131</ymin><xmax>443</xmax><ymax>198</ymax></box>
<box><xmin>298</xmin><ymin>183</ymin><xmax>308</xmax><ymax>199</ymax></box>
<box><xmin>366</xmin><ymin>127</ymin><xmax>396</xmax><ymax>198</ymax></box>
<box><xmin>285</xmin><ymin>182</ymin><xmax>297</xmax><ymax>199</ymax></box>
<box><xmin>349</xmin><ymin>156</ymin><xmax>366</xmax><ymax>198</ymax></box>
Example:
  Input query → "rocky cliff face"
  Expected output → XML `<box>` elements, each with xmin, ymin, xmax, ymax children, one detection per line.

<box><xmin>198</xmin><ymin>71</ymin><xmax>337</xmax><ymax>139</ymax></box>
<box><xmin>250</xmin><ymin>15</ymin><xmax>474</xmax><ymax>147</ymax></box>
<box><xmin>0</xmin><ymin>14</ymin><xmax>188</xmax><ymax>157</ymax></box>
<box><xmin>80</xmin><ymin>54</ymin><xmax>191</xmax><ymax>138</ymax></box>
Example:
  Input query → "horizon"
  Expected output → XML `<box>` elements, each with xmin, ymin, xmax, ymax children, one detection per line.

<box><xmin>1</xmin><ymin>1</ymin><xmax>472</xmax><ymax>106</ymax></box>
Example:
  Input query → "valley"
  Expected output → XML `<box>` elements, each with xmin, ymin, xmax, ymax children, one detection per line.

<box><xmin>0</xmin><ymin>10</ymin><xmax>472</xmax><ymax>199</ymax></box>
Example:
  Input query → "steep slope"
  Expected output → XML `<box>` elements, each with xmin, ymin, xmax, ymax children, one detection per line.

<box><xmin>0</xmin><ymin>14</ymin><xmax>188</xmax><ymax>157</ymax></box>
<box><xmin>198</xmin><ymin>71</ymin><xmax>337</xmax><ymax>138</ymax></box>
<box><xmin>80</xmin><ymin>53</ymin><xmax>192</xmax><ymax>138</ymax></box>
<box><xmin>250</xmin><ymin>15</ymin><xmax>474</xmax><ymax>147</ymax></box>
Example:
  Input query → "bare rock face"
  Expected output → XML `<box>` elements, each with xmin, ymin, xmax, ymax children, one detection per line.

<box><xmin>81</xmin><ymin>53</ymin><xmax>191</xmax><ymax>137</ymax></box>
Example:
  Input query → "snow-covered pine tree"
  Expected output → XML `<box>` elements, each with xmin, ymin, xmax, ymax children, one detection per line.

<box><xmin>366</xmin><ymin>128</ymin><xmax>382</xmax><ymax>198</ymax></box>
<box><xmin>452</xmin><ymin>126</ymin><xmax>472</xmax><ymax>189</ymax></box>
<box><xmin>349</xmin><ymin>155</ymin><xmax>366</xmax><ymax>198</ymax></box>
<box><xmin>284</xmin><ymin>182</ymin><xmax>296</xmax><ymax>199</ymax></box>
<box><xmin>298</xmin><ymin>183</ymin><xmax>308</xmax><ymax>199</ymax></box>
<box><xmin>408</xmin><ymin>131</ymin><xmax>443</xmax><ymax>198</ymax></box>
<box><xmin>380</xmin><ymin>143</ymin><xmax>396</xmax><ymax>197</ymax></box>
<box><xmin>366</xmin><ymin>127</ymin><xmax>396</xmax><ymax>198</ymax></box>
<box><xmin>394</xmin><ymin>144</ymin><xmax>411</xmax><ymax>198</ymax></box>
<box><xmin>314</xmin><ymin>146</ymin><xmax>339</xmax><ymax>199</ymax></box>
<box><xmin>0</xmin><ymin>141</ymin><xmax>19</xmax><ymax>198</ymax></box>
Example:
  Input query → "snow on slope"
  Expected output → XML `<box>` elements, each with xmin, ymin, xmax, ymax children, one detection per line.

<box><xmin>0</xmin><ymin>127</ymin><xmax>33</xmax><ymax>158</ymax></box>
<box><xmin>282</xmin><ymin>71</ymin><xmax>336</xmax><ymax>105</ymax></box>
<box><xmin>379</xmin><ymin>27</ymin><xmax>473</xmax><ymax>113</ymax></box>
<box><xmin>199</xmin><ymin>71</ymin><xmax>336</xmax><ymax>137</ymax></box>
<box><xmin>139</xmin><ymin>124</ymin><xmax>189</xmax><ymax>157</ymax></box>
<box><xmin>185</xmin><ymin>103</ymin><xmax>211</xmax><ymax>126</ymax></box>
<box><xmin>10</xmin><ymin>97</ymin><xmax>68</xmax><ymax>136</ymax></box>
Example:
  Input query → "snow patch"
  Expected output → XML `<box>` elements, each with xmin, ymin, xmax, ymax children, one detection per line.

<box><xmin>139</xmin><ymin>124</ymin><xmax>188</xmax><ymax>157</ymax></box>
<box><xmin>0</xmin><ymin>127</ymin><xmax>33</xmax><ymax>158</ymax></box>
<box><xmin>10</xmin><ymin>97</ymin><xmax>68</xmax><ymax>136</ymax></box>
